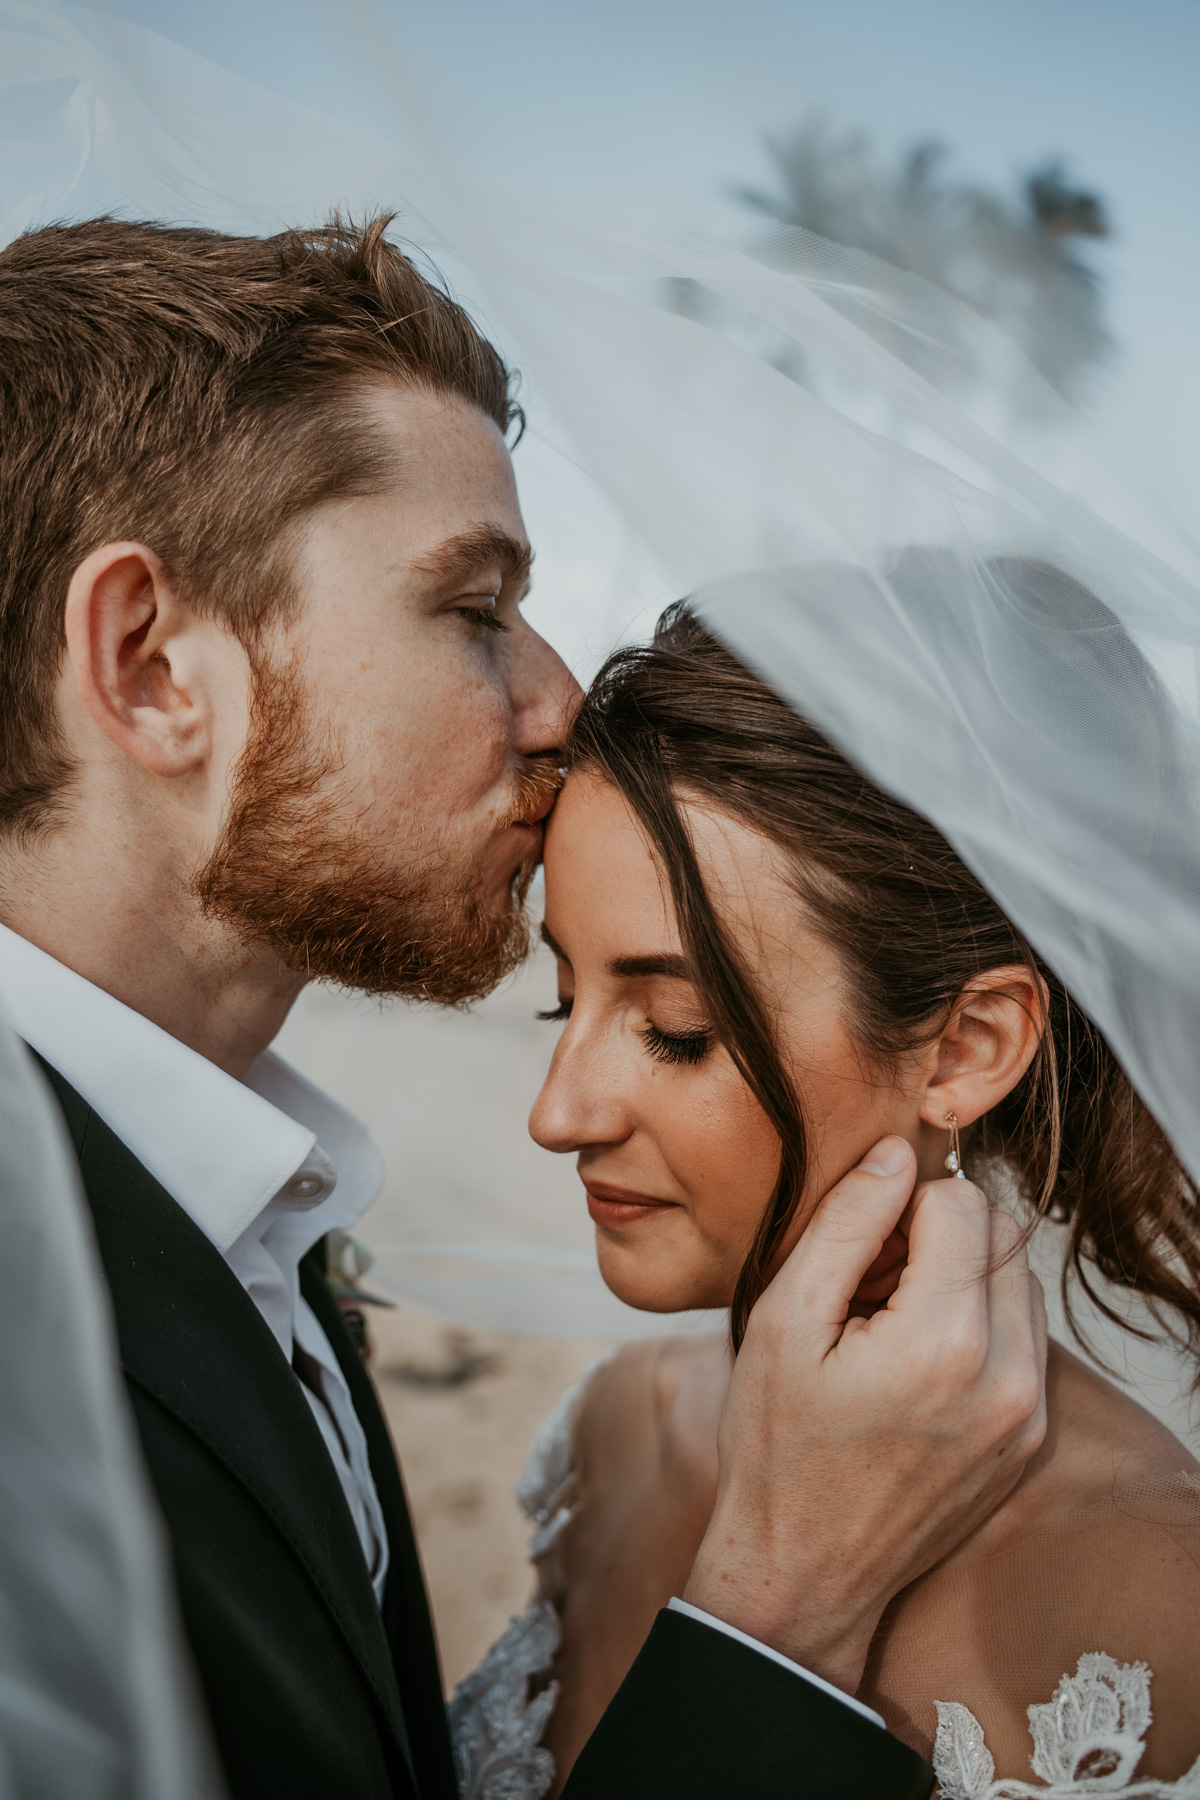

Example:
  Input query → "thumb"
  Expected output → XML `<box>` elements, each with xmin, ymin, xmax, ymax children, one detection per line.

<box><xmin>761</xmin><ymin>1137</ymin><xmax>917</xmax><ymax>1345</ymax></box>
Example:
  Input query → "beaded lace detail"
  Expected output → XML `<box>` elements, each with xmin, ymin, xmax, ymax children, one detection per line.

<box><xmin>448</xmin><ymin>1362</ymin><xmax>610</xmax><ymax>1800</ymax></box>
<box><xmin>934</xmin><ymin>1654</ymin><xmax>1200</xmax><ymax>1798</ymax></box>
<box><xmin>447</xmin><ymin>1600</ymin><xmax>561</xmax><ymax>1800</ymax></box>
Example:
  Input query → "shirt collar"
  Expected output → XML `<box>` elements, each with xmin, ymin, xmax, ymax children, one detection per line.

<box><xmin>0</xmin><ymin>924</ymin><xmax>382</xmax><ymax>1252</ymax></box>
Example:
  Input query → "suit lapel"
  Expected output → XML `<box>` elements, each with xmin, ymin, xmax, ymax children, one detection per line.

<box><xmin>38</xmin><ymin>1059</ymin><xmax>415</xmax><ymax>1776</ymax></box>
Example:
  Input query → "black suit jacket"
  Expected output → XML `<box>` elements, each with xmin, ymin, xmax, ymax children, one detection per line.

<box><xmin>40</xmin><ymin>1058</ymin><xmax>933</xmax><ymax>1800</ymax></box>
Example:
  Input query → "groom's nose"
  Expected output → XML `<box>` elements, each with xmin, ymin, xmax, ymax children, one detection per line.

<box><xmin>508</xmin><ymin>618</ymin><xmax>583</xmax><ymax>761</ymax></box>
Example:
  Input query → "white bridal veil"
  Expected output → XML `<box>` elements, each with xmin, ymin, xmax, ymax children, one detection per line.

<box><xmin>0</xmin><ymin>1014</ymin><xmax>222</xmax><ymax>1799</ymax></box>
<box><xmin>2</xmin><ymin>2</ymin><xmax>1200</xmax><ymax>1423</ymax></box>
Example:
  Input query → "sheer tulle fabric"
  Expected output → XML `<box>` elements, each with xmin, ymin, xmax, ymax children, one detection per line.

<box><xmin>5</xmin><ymin>0</ymin><xmax>1200</xmax><ymax>1362</ymax></box>
<box><xmin>3</xmin><ymin>7</ymin><xmax>1200</xmax><ymax>1784</ymax></box>
<box><xmin>0</xmin><ymin>1015</ymin><xmax>220</xmax><ymax>1799</ymax></box>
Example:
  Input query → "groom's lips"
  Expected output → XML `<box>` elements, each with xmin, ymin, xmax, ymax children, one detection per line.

<box><xmin>584</xmin><ymin>1181</ymin><xmax>680</xmax><ymax>1229</ymax></box>
<box><xmin>522</xmin><ymin>793</ymin><xmax>558</xmax><ymax>824</ymax></box>
<box><xmin>507</xmin><ymin>793</ymin><xmax>559</xmax><ymax>840</ymax></box>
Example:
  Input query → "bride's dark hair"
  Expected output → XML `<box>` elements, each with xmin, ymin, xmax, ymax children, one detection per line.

<box><xmin>569</xmin><ymin>591</ymin><xmax>1200</xmax><ymax>1359</ymax></box>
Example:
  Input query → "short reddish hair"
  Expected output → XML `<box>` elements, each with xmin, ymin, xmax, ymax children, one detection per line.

<box><xmin>0</xmin><ymin>212</ymin><xmax>518</xmax><ymax>839</ymax></box>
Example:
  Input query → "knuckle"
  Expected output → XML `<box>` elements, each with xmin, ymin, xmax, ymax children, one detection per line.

<box><xmin>991</xmin><ymin>1361</ymin><xmax>1042</xmax><ymax>1430</ymax></box>
<box><xmin>925</xmin><ymin>1325</ymin><xmax>987</xmax><ymax>1396</ymax></box>
<box><xmin>822</xmin><ymin>1186</ymin><xmax>883</xmax><ymax>1239</ymax></box>
<box><xmin>740</xmin><ymin>1297</ymin><xmax>796</xmax><ymax>1362</ymax></box>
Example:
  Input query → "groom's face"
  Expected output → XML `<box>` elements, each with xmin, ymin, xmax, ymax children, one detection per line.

<box><xmin>198</xmin><ymin>385</ymin><xmax>581</xmax><ymax>999</ymax></box>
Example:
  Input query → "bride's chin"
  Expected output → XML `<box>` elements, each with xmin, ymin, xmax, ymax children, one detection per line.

<box><xmin>595</xmin><ymin>1242</ymin><xmax>728</xmax><ymax>1315</ymax></box>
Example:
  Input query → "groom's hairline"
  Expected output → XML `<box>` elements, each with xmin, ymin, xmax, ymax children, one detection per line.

<box><xmin>0</xmin><ymin>212</ymin><xmax>519</xmax><ymax>844</ymax></box>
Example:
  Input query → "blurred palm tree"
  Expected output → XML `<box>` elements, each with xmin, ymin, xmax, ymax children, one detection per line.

<box><xmin>735</xmin><ymin>120</ymin><xmax>1111</xmax><ymax>400</ymax></box>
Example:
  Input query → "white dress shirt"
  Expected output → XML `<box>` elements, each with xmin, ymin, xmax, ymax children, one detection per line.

<box><xmin>0</xmin><ymin>924</ymin><xmax>390</xmax><ymax>1605</ymax></box>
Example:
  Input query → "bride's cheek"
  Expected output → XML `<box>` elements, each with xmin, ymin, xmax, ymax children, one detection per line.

<box><xmin>670</xmin><ymin>1075</ymin><xmax>782</xmax><ymax>1266</ymax></box>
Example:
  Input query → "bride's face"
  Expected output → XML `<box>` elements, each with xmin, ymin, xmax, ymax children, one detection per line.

<box><xmin>529</xmin><ymin>769</ymin><xmax>925</xmax><ymax>1313</ymax></box>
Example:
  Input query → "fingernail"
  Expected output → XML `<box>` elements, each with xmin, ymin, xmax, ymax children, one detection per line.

<box><xmin>857</xmin><ymin>1137</ymin><xmax>912</xmax><ymax>1176</ymax></box>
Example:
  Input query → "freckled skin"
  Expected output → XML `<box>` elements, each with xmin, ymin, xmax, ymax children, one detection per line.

<box><xmin>282</xmin><ymin>391</ymin><xmax>574</xmax><ymax>918</ymax></box>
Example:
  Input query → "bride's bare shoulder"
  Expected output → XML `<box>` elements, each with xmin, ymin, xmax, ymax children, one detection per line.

<box><xmin>573</xmin><ymin>1332</ymin><xmax>729</xmax><ymax>1523</ymax></box>
<box><xmin>973</xmin><ymin>1341</ymin><xmax>1200</xmax><ymax>1549</ymax></box>
<box><xmin>864</xmin><ymin>1343</ymin><xmax>1200</xmax><ymax>1779</ymax></box>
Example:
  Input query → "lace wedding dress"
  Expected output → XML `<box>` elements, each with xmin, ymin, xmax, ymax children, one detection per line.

<box><xmin>932</xmin><ymin>1658</ymin><xmax>1200</xmax><ymax>1799</ymax></box>
<box><xmin>448</xmin><ymin>1369</ymin><xmax>1200</xmax><ymax>1800</ymax></box>
<box><xmin>447</xmin><ymin>1375</ymin><xmax>583</xmax><ymax>1800</ymax></box>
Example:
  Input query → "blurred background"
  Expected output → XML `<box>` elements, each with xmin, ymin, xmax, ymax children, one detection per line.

<box><xmin>114</xmin><ymin>0</ymin><xmax>1200</xmax><ymax>515</ymax></box>
<box><xmin>60</xmin><ymin>0</ymin><xmax>1200</xmax><ymax>1688</ymax></box>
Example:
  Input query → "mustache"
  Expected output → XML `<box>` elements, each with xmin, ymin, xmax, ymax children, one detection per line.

<box><xmin>502</xmin><ymin>754</ymin><xmax>566</xmax><ymax>828</ymax></box>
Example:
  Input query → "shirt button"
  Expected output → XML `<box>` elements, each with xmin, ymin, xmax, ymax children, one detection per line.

<box><xmin>286</xmin><ymin>1171</ymin><xmax>325</xmax><ymax>1201</ymax></box>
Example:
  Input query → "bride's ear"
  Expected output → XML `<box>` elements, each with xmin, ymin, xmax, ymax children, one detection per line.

<box><xmin>919</xmin><ymin>965</ymin><xmax>1048</xmax><ymax>1135</ymax></box>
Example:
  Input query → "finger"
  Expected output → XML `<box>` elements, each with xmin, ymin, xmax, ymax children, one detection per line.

<box><xmin>1032</xmin><ymin>1271</ymin><xmax>1048</xmax><ymax>1373</ymax></box>
<box><xmin>853</xmin><ymin>1226</ymin><xmax>909</xmax><ymax>1303</ymax></box>
<box><xmin>767</xmin><ymin>1137</ymin><xmax>917</xmax><ymax>1339</ymax></box>
<box><xmin>887</xmin><ymin>1178</ymin><xmax>992</xmax><ymax>1339</ymax></box>
<box><xmin>982</xmin><ymin>1210</ymin><xmax>1035</xmax><ymax>1362</ymax></box>
<box><xmin>985</xmin><ymin>1216</ymin><xmax>1050</xmax><ymax>1368</ymax></box>
<box><xmin>981</xmin><ymin>1214</ymin><xmax>1047</xmax><ymax>1441</ymax></box>
<box><xmin>1025</xmin><ymin>1271</ymin><xmax>1049</xmax><ymax>1439</ymax></box>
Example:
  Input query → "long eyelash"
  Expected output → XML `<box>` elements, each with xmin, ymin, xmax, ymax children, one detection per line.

<box><xmin>640</xmin><ymin>1023</ymin><xmax>712</xmax><ymax>1067</ymax></box>
<box><xmin>466</xmin><ymin>606</ymin><xmax>509</xmax><ymax>634</ymax></box>
<box><xmin>536</xmin><ymin>998</ymin><xmax>573</xmax><ymax>1022</ymax></box>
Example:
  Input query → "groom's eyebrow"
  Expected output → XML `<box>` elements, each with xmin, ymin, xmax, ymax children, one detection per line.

<box><xmin>416</xmin><ymin>525</ymin><xmax>533</xmax><ymax>591</ymax></box>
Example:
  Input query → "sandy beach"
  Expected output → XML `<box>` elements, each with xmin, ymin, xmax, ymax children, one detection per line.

<box><xmin>370</xmin><ymin>1305</ymin><xmax>605</xmax><ymax>1690</ymax></box>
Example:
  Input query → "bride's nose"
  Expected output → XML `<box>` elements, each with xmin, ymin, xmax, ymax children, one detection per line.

<box><xmin>528</xmin><ymin>1025</ymin><xmax>634</xmax><ymax>1154</ymax></box>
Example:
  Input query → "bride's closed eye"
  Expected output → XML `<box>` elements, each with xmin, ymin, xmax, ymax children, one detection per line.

<box><xmin>640</xmin><ymin>1022</ymin><xmax>712</xmax><ymax>1067</ymax></box>
<box><xmin>535</xmin><ymin>997</ymin><xmax>712</xmax><ymax>1069</ymax></box>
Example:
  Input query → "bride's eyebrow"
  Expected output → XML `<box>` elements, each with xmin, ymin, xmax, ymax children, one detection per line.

<box><xmin>539</xmin><ymin>922</ymin><xmax>692</xmax><ymax>983</ymax></box>
<box><xmin>539</xmin><ymin>920</ymin><xmax>569</xmax><ymax>961</ymax></box>
<box><xmin>609</xmin><ymin>953</ymin><xmax>692</xmax><ymax>980</ymax></box>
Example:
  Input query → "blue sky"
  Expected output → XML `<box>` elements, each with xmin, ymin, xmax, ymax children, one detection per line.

<box><xmin>116</xmin><ymin>0</ymin><xmax>1200</xmax><ymax>507</ymax></box>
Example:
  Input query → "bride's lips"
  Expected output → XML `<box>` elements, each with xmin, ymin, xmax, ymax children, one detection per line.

<box><xmin>584</xmin><ymin>1181</ymin><xmax>680</xmax><ymax>1229</ymax></box>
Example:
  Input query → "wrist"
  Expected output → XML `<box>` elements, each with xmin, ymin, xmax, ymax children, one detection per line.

<box><xmin>684</xmin><ymin>1523</ymin><xmax>881</xmax><ymax>1695</ymax></box>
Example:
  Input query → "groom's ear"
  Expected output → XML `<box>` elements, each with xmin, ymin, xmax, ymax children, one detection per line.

<box><xmin>62</xmin><ymin>541</ymin><xmax>241</xmax><ymax>780</ymax></box>
<box><xmin>919</xmin><ymin>965</ymin><xmax>1048</xmax><ymax>1134</ymax></box>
